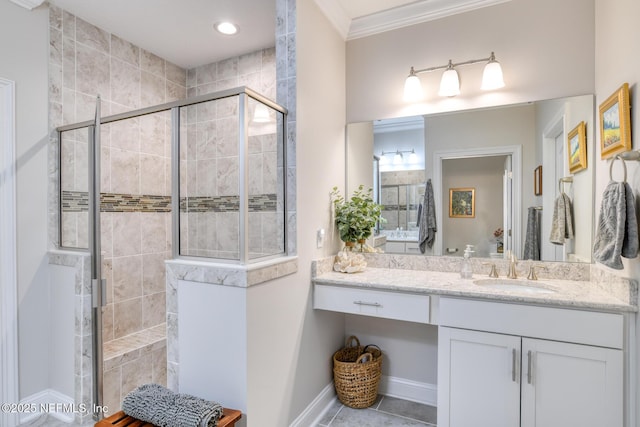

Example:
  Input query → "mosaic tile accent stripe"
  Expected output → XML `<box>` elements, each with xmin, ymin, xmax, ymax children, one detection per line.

<box><xmin>62</xmin><ymin>191</ymin><xmax>277</xmax><ymax>213</ymax></box>
<box><xmin>180</xmin><ymin>194</ymin><xmax>277</xmax><ymax>212</ymax></box>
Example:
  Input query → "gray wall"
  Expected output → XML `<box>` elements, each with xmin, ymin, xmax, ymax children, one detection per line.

<box><xmin>0</xmin><ymin>1</ymin><xmax>50</xmax><ymax>400</ymax></box>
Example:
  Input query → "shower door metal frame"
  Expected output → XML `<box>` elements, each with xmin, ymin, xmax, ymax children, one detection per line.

<box><xmin>88</xmin><ymin>97</ymin><xmax>106</xmax><ymax>420</ymax></box>
<box><xmin>56</xmin><ymin>86</ymin><xmax>288</xmax><ymax>420</ymax></box>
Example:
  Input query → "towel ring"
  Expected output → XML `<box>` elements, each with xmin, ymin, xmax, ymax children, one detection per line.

<box><xmin>558</xmin><ymin>177</ymin><xmax>573</xmax><ymax>193</ymax></box>
<box><xmin>609</xmin><ymin>154</ymin><xmax>627</xmax><ymax>183</ymax></box>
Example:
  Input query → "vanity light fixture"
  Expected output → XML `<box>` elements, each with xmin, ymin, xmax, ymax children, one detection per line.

<box><xmin>380</xmin><ymin>149</ymin><xmax>417</xmax><ymax>165</ymax></box>
<box><xmin>404</xmin><ymin>51</ymin><xmax>505</xmax><ymax>102</ymax></box>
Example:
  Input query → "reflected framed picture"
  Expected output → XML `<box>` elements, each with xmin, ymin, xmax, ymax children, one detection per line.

<box><xmin>599</xmin><ymin>83</ymin><xmax>631</xmax><ymax>159</ymax></box>
<box><xmin>449</xmin><ymin>188</ymin><xmax>475</xmax><ymax>218</ymax></box>
<box><xmin>534</xmin><ymin>165</ymin><xmax>542</xmax><ymax>195</ymax></box>
<box><xmin>567</xmin><ymin>121</ymin><xmax>587</xmax><ymax>173</ymax></box>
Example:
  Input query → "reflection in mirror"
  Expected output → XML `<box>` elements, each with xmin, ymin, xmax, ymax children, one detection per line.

<box><xmin>346</xmin><ymin>94</ymin><xmax>595</xmax><ymax>263</ymax></box>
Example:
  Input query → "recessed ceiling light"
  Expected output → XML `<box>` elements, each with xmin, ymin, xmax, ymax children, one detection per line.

<box><xmin>214</xmin><ymin>22</ymin><xmax>239</xmax><ymax>35</ymax></box>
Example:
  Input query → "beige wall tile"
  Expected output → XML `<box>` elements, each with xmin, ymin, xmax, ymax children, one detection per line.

<box><xmin>142</xmin><ymin>292</ymin><xmax>166</xmax><ymax>329</ymax></box>
<box><xmin>121</xmin><ymin>352</ymin><xmax>153</xmax><ymax>396</ymax></box>
<box><xmin>141</xmin><ymin>213</ymin><xmax>167</xmax><ymax>253</ymax></box>
<box><xmin>76</xmin><ymin>17</ymin><xmax>110</xmax><ymax>54</ymax></box>
<box><xmin>113</xmin><ymin>212</ymin><xmax>142</xmax><ymax>256</ymax></box>
<box><xmin>111</xmin><ymin>34</ymin><xmax>140</xmax><ymax>67</ymax></box>
<box><xmin>112</xmin><ymin>255</ymin><xmax>142</xmax><ymax>302</ymax></box>
<box><xmin>113</xmin><ymin>297</ymin><xmax>142</xmax><ymax>338</ymax></box>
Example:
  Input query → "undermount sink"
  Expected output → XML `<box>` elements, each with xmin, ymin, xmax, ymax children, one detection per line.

<box><xmin>472</xmin><ymin>278</ymin><xmax>557</xmax><ymax>294</ymax></box>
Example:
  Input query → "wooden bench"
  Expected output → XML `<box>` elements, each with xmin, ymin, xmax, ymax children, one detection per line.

<box><xmin>95</xmin><ymin>407</ymin><xmax>242</xmax><ymax>427</ymax></box>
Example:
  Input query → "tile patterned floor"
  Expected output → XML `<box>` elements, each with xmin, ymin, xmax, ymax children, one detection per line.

<box><xmin>317</xmin><ymin>396</ymin><xmax>437</xmax><ymax>426</ymax></box>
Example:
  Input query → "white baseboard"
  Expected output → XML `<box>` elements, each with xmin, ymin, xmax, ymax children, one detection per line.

<box><xmin>292</xmin><ymin>376</ymin><xmax>436</xmax><ymax>427</ymax></box>
<box><xmin>379</xmin><ymin>375</ymin><xmax>437</xmax><ymax>406</ymax></box>
<box><xmin>289</xmin><ymin>383</ymin><xmax>336</xmax><ymax>427</ymax></box>
<box><xmin>19</xmin><ymin>389</ymin><xmax>76</xmax><ymax>424</ymax></box>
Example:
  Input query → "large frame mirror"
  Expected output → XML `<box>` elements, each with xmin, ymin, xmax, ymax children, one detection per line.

<box><xmin>346</xmin><ymin>94</ymin><xmax>595</xmax><ymax>263</ymax></box>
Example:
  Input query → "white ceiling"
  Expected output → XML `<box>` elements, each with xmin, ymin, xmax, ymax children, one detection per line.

<box><xmin>44</xmin><ymin>0</ymin><xmax>506</xmax><ymax>69</ymax></box>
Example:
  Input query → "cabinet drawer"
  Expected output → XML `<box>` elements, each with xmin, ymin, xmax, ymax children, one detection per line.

<box><xmin>405</xmin><ymin>242</ymin><xmax>420</xmax><ymax>253</ymax></box>
<box><xmin>385</xmin><ymin>241</ymin><xmax>405</xmax><ymax>253</ymax></box>
<box><xmin>314</xmin><ymin>285</ymin><xmax>430</xmax><ymax>324</ymax></box>
<box><xmin>439</xmin><ymin>297</ymin><xmax>624</xmax><ymax>349</ymax></box>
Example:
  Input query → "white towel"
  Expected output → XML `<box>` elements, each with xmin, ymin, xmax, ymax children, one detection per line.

<box><xmin>593</xmin><ymin>181</ymin><xmax>639</xmax><ymax>269</ymax></box>
<box><xmin>419</xmin><ymin>179</ymin><xmax>437</xmax><ymax>253</ymax></box>
<box><xmin>549</xmin><ymin>193</ymin><xmax>574</xmax><ymax>245</ymax></box>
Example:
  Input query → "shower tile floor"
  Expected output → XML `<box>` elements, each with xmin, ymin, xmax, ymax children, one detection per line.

<box><xmin>317</xmin><ymin>395</ymin><xmax>437</xmax><ymax>426</ymax></box>
<box><xmin>19</xmin><ymin>396</ymin><xmax>436</xmax><ymax>426</ymax></box>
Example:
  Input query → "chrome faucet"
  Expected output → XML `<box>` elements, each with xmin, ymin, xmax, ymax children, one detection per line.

<box><xmin>507</xmin><ymin>252</ymin><xmax>518</xmax><ymax>279</ymax></box>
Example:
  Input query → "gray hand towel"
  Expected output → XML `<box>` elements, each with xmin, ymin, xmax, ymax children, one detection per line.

<box><xmin>419</xmin><ymin>179</ymin><xmax>437</xmax><ymax>253</ymax></box>
<box><xmin>593</xmin><ymin>181</ymin><xmax>639</xmax><ymax>269</ymax></box>
<box><xmin>549</xmin><ymin>192</ymin><xmax>574</xmax><ymax>244</ymax></box>
<box><xmin>523</xmin><ymin>207</ymin><xmax>540</xmax><ymax>260</ymax></box>
<box><xmin>122</xmin><ymin>383</ymin><xmax>224</xmax><ymax>427</ymax></box>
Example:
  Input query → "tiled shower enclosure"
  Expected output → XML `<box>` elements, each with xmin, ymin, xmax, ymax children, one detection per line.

<box><xmin>51</xmin><ymin>5</ymin><xmax>285</xmax><ymax>418</ymax></box>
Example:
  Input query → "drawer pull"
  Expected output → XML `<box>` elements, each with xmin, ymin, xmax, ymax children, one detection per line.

<box><xmin>512</xmin><ymin>348</ymin><xmax>517</xmax><ymax>382</ymax></box>
<box><xmin>353</xmin><ymin>300</ymin><xmax>382</xmax><ymax>308</ymax></box>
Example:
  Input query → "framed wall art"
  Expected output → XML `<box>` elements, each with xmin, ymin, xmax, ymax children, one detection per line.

<box><xmin>567</xmin><ymin>121</ymin><xmax>587</xmax><ymax>173</ymax></box>
<box><xmin>599</xmin><ymin>83</ymin><xmax>631</xmax><ymax>159</ymax></box>
<box><xmin>534</xmin><ymin>165</ymin><xmax>542</xmax><ymax>195</ymax></box>
<box><xmin>449</xmin><ymin>188</ymin><xmax>475</xmax><ymax>218</ymax></box>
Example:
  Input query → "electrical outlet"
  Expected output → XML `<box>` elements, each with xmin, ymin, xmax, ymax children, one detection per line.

<box><xmin>317</xmin><ymin>229</ymin><xmax>325</xmax><ymax>248</ymax></box>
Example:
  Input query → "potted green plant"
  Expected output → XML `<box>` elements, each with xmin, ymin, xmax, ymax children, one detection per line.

<box><xmin>331</xmin><ymin>185</ymin><xmax>384</xmax><ymax>250</ymax></box>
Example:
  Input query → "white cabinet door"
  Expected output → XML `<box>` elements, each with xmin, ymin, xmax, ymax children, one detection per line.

<box><xmin>520</xmin><ymin>338</ymin><xmax>623</xmax><ymax>427</ymax></box>
<box><xmin>438</xmin><ymin>327</ymin><xmax>521</xmax><ymax>427</ymax></box>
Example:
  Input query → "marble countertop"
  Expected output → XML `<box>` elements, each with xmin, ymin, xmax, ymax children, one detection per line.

<box><xmin>313</xmin><ymin>267</ymin><xmax>637</xmax><ymax>313</ymax></box>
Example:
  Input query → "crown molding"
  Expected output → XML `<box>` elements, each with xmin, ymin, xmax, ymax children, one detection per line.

<box><xmin>348</xmin><ymin>0</ymin><xmax>511</xmax><ymax>40</ymax></box>
<box><xmin>9</xmin><ymin>0</ymin><xmax>45</xmax><ymax>10</ymax></box>
<box><xmin>313</xmin><ymin>0</ymin><xmax>351</xmax><ymax>40</ymax></box>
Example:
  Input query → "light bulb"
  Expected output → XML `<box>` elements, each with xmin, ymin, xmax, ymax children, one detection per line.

<box><xmin>439</xmin><ymin>62</ymin><xmax>460</xmax><ymax>97</ymax></box>
<box><xmin>409</xmin><ymin>150</ymin><xmax>418</xmax><ymax>163</ymax></box>
<box><xmin>253</xmin><ymin>103</ymin><xmax>270</xmax><ymax>123</ymax></box>
<box><xmin>403</xmin><ymin>67</ymin><xmax>424</xmax><ymax>102</ymax></box>
<box><xmin>393</xmin><ymin>152</ymin><xmax>403</xmax><ymax>165</ymax></box>
<box><xmin>481</xmin><ymin>53</ymin><xmax>505</xmax><ymax>90</ymax></box>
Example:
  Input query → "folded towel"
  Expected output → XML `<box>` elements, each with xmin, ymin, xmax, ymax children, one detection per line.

<box><xmin>593</xmin><ymin>181</ymin><xmax>639</xmax><ymax>269</ymax></box>
<box><xmin>122</xmin><ymin>383</ymin><xmax>223</xmax><ymax>427</ymax></box>
<box><xmin>523</xmin><ymin>207</ymin><xmax>541</xmax><ymax>260</ymax></box>
<box><xmin>419</xmin><ymin>179</ymin><xmax>437</xmax><ymax>253</ymax></box>
<box><xmin>549</xmin><ymin>193</ymin><xmax>574</xmax><ymax>244</ymax></box>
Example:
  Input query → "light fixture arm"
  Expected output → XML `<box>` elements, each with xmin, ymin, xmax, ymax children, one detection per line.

<box><xmin>410</xmin><ymin>52</ymin><xmax>497</xmax><ymax>76</ymax></box>
<box><xmin>381</xmin><ymin>149</ymin><xmax>415</xmax><ymax>156</ymax></box>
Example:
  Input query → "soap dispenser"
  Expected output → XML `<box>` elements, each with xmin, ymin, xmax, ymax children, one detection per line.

<box><xmin>460</xmin><ymin>244</ymin><xmax>474</xmax><ymax>279</ymax></box>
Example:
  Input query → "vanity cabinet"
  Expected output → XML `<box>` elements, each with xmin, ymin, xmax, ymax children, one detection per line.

<box><xmin>437</xmin><ymin>298</ymin><xmax>624</xmax><ymax>427</ymax></box>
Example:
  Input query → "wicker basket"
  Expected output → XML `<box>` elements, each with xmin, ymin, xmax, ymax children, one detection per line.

<box><xmin>333</xmin><ymin>336</ymin><xmax>382</xmax><ymax>408</ymax></box>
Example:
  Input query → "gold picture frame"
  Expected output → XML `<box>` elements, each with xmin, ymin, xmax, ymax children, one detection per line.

<box><xmin>449</xmin><ymin>188</ymin><xmax>475</xmax><ymax>218</ymax></box>
<box><xmin>599</xmin><ymin>83</ymin><xmax>631</xmax><ymax>159</ymax></box>
<box><xmin>534</xmin><ymin>165</ymin><xmax>542</xmax><ymax>195</ymax></box>
<box><xmin>567</xmin><ymin>121</ymin><xmax>587</xmax><ymax>173</ymax></box>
